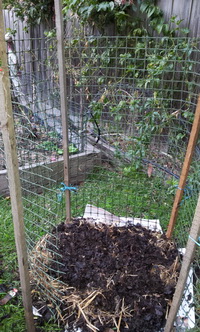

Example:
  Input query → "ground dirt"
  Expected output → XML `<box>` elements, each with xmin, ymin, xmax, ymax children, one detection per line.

<box><xmin>42</xmin><ymin>219</ymin><xmax>180</xmax><ymax>332</ymax></box>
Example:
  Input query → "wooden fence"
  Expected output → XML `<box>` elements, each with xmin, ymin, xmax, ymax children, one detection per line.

<box><xmin>3</xmin><ymin>0</ymin><xmax>200</xmax><ymax>40</ymax></box>
<box><xmin>158</xmin><ymin>0</ymin><xmax>200</xmax><ymax>37</ymax></box>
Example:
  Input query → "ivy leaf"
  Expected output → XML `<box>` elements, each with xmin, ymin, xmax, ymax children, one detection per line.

<box><xmin>29</xmin><ymin>6</ymin><xmax>36</xmax><ymax>18</ymax></box>
<box><xmin>97</xmin><ymin>2</ymin><xmax>112</xmax><ymax>12</ymax></box>
<box><xmin>109</xmin><ymin>1</ymin><xmax>115</xmax><ymax>11</ymax></box>
<box><xmin>147</xmin><ymin>6</ymin><xmax>156</xmax><ymax>18</ymax></box>
<box><xmin>162</xmin><ymin>24</ymin><xmax>170</xmax><ymax>35</ymax></box>
<box><xmin>140</xmin><ymin>2</ymin><xmax>149</xmax><ymax>13</ymax></box>
<box><xmin>115</xmin><ymin>11</ymin><xmax>129</xmax><ymax>19</ymax></box>
<box><xmin>79</xmin><ymin>5</ymin><xmax>95</xmax><ymax>18</ymax></box>
<box><xmin>181</xmin><ymin>28</ymin><xmax>190</xmax><ymax>35</ymax></box>
<box><xmin>156</xmin><ymin>23</ymin><xmax>164</xmax><ymax>34</ymax></box>
<box><xmin>132</xmin><ymin>4</ymin><xmax>137</xmax><ymax>12</ymax></box>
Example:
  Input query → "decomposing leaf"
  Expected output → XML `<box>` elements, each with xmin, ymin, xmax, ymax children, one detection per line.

<box><xmin>147</xmin><ymin>164</ymin><xmax>153</xmax><ymax>177</ymax></box>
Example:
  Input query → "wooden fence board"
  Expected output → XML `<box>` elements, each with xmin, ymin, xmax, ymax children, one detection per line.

<box><xmin>187</xmin><ymin>0</ymin><xmax>200</xmax><ymax>37</ymax></box>
<box><xmin>157</xmin><ymin>0</ymin><xmax>200</xmax><ymax>37</ymax></box>
<box><xmin>3</xmin><ymin>1</ymin><xmax>200</xmax><ymax>40</ymax></box>
<box><xmin>158</xmin><ymin>0</ymin><xmax>173</xmax><ymax>21</ymax></box>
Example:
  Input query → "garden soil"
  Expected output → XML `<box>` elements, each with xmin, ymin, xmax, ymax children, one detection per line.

<box><xmin>44</xmin><ymin>219</ymin><xmax>180</xmax><ymax>332</ymax></box>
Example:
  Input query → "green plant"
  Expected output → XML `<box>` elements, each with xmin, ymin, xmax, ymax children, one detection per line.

<box><xmin>64</xmin><ymin>23</ymin><xmax>196</xmax><ymax>162</ymax></box>
<box><xmin>0</xmin><ymin>197</ymin><xmax>25</xmax><ymax>331</ymax></box>
<box><xmin>63</xmin><ymin>0</ymin><xmax>144</xmax><ymax>34</ymax></box>
<box><xmin>36</xmin><ymin>140</ymin><xmax>63</xmax><ymax>155</ymax></box>
<box><xmin>0</xmin><ymin>303</ymin><xmax>26</xmax><ymax>332</ymax></box>
<box><xmin>36</xmin><ymin>137</ymin><xmax>78</xmax><ymax>155</ymax></box>
<box><xmin>3</xmin><ymin>0</ymin><xmax>54</xmax><ymax>25</ymax></box>
<box><xmin>63</xmin><ymin>0</ymin><xmax>189</xmax><ymax>36</ymax></box>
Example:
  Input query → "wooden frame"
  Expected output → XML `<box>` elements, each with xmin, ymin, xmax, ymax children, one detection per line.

<box><xmin>0</xmin><ymin>1</ymin><xmax>35</xmax><ymax>330</ymax></box>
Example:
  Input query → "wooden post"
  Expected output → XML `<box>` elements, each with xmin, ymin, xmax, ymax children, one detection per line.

<box><xmin>166</xmin><ymin>96</ymin><xmax>200</xmax><ymax>238</ymax></box>
<box><xmin>0</xmin><ymin>2</ymin><xmax>35</xmax><ymax>332</ymax></box>
<box><xmin>164</xmin><ymin>193</ymin><xmax>200</xmax><ymax>332</ymax></box>
<box><xmin>54</xmin><ymin>0</ymin><xmax>71</xmax><ymax>223</ymax></box>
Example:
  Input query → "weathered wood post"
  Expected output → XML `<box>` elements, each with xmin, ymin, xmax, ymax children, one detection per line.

<box><xmin>166</xmin><ymin>96</ymin><xmax>200</xmax><ymax>238</ymax></box>
<box><xmin>164</xmin><ymin>193</ymin><xmax>200</xmax><ymax>331</ymax></box>
<box><xmin>54</xmin><ymin>0</ymin><xmax>71</xmax><ymax>223</ymax></box>
<box><xmin>0</xmin><ymin>2</ymin><xmax>35</xmax><ymax>331</ymax></box>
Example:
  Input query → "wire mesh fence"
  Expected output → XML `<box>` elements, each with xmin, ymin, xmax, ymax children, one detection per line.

<box><xmin>0</xmin><ymin>15</ymin><xmax>200</xmax><ymax>332</ymax></box>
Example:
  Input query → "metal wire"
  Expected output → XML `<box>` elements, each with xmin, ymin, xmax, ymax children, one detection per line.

<box><xmin>1</xmin><ymin>11</ymin><xmax>200</xmax><ymax>330</ymax></box>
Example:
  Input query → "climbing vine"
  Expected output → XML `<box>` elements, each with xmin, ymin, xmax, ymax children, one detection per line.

<box><xmin>62</xmin><ymin>14</ymin><xmax>195</xmax><ymax>164</ymax></box>
<box><xmin>62</xmin><ymin>0</ymin><xmax>189</xmax><ymax>36</ymax></box>
<box><xmin>3</xmin><ymin>0</ymin><xmax>196</xmax><ymax>165</ymax></box>
<box><xmin>3</xmin><ymin>0</ymin><xmax>54</xmax><ymax>25</ymax></box>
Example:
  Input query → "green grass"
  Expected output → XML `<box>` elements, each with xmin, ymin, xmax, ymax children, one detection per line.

<box><xmin>0</xmin><ymin>197</ymin><xmax>63</xmax><ymax>332</ymax></box>
<box><xmin>0</xmin><ymin>197</ymin><xmax>26</xmax><ymax>332</ymax></box>
<box><xmin>70</xmin><ymin>167</ymin><xmax>174</xmax><ymax>228</ymax></box>
<box><xmin>0</xmin><ymin>166</ymin><xmax>199</xmax><ymax>331</ymax></box>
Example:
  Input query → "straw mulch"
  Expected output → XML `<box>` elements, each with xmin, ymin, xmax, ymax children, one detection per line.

<box><xmin>30</xmin><ymin>219</ymin><xmax>180</xmax><ymax>332</ymax></box>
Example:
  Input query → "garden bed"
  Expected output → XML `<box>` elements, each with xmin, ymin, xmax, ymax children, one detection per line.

<box><xmin>0</xmin><ymin>144</ymin><xmax>101</xmax><ymax>197</ymax></box>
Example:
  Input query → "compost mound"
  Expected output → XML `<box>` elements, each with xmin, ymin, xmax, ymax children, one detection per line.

<box><xmin>43</xmin><ymin>219</ymin><xmax>180</xmax><ymax>332</ymax></box>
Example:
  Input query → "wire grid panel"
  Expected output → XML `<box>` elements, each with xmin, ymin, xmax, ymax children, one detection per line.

<box><xmin>2</xmin><ymin>30</ymin><xmax>200</xmax><ymax>330</ymax></box>
<box><xmin>63</xmin><ymin>36</ymin><xmax>200</xmax><ymax>330</ymax></box>
<box><xmin>64</xmin><ymin>35</ymin><xmax>200</xmax><ymax>227</ymax></box>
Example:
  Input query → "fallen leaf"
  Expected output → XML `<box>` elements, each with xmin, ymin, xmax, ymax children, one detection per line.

<box><xmin>147</xmin><ymin>164</ymin><xmax>153</xmax><ymax>178</ymax></box>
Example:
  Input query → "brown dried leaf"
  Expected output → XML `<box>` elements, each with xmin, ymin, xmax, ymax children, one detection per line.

<box><xmin>147</xmin><ymin>164</ymin><xmax>153</xmax><ymax>178</ymax></box>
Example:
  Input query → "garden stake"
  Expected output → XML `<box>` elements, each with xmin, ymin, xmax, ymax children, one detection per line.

<box><xmin>166</xmin><ymin>95</ymin><xmax>200</xmax><ymax>238</ymax></box>
<box><xmin>0</xmin><ymin>2</ymin><xmax>35</xmax><ymax>331</ymax></box>
<box><xmin>164</xmin><ymin>193</ymin><xmax>200</xmax><ymax>332</ymax></box>
<box><xmin>54</xmin><ymin>0</ymin><xmax>71</xmax><ymax>223</ymax></box>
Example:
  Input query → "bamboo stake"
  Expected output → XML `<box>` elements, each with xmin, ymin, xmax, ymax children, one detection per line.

<box><xmin>166</xmin><ymin>96</ymin><xmax>200</xmax><ymax>238</ymax></box>
<box><xmin>0</xmin><ymin>3</ymin><xmax>35</xmax><ymax>331</ymax></box>
<box><xmin>164</xmin><ymin>193</ymin><xmax>200</xmax><ymax>332</ymax></box>
<box><xmin>54</xmin><ymin>0</ymin><xmax>71</xmax><ymax>223</ymax></box>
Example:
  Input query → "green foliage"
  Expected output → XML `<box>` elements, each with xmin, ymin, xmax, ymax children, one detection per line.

<box><xmin>0</xmin><ymin>303</ymin><xmax>26</xmax><ymax>332</ymax></box>
<box><xmin>63</xmin><ymin>0</ymin><xmax>190</xmax><ymax>36</ymax></box>
<box><xmin>35</xmin><ymin>130</ymin><xmax>78</xmax><ymax>156</ymax></box>
<box><xmin>3</xmin><ymin>0</ymin><xmax>54</xmax><ymax>25</ymax></box>
<box><xmin>0</xmin><ymin>198</ymin><xmax>25</xmax><ymax>331</ymax></box>
<box><xmin>0</xmin><ymin>198</ymin><xmax>17</xmax><ymax>279</ymax></box>
<box><xmin>63</xmin><ymin>0</ymin><xmax>117</xmax><ymax>30</ymax></box>
<box><xmin>65</xmin><ymin>24</ymin><xmax>196</xmax><ymax>161</ymax></box>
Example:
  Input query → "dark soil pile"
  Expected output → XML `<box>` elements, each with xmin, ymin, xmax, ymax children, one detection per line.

<box><xmin>46</xmin><ymin>219</ymin><xmax>180</xmax><ymax>332</ymax></box>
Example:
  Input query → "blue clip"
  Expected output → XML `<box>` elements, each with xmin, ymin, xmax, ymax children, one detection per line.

<box><xmin>189</xmin><ymin>235</ymin><xmax>200</xmax><ymax>247</ymax></box>
<box><xmin>57</xmin><ymin>183</ymin><xmax>77</xmax><ymax>202</ymax></box>
<box><xmin>60</xmin><ymin>182</ymin><xmax>77</xmax><ymax>193</ymax></box>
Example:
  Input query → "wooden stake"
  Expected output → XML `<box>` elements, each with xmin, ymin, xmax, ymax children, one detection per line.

<box><xmin>54</xmin><ymin>0</ymin><xmax>71</xmax><ymax>223</ymax></box>
<box><xmin>164</xmin><ymin>193</ymin><xmax>200</xmax><ymax>332</ymax></box>
<box><xmin>0</xmin><ymin>3</ymin><xmax>35</xmax><ymax>331</ymax></box>
<box><xmin>166</xmin><ymin>96</ymin><xmax>200</xmax><ymax>238</ymax></box>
